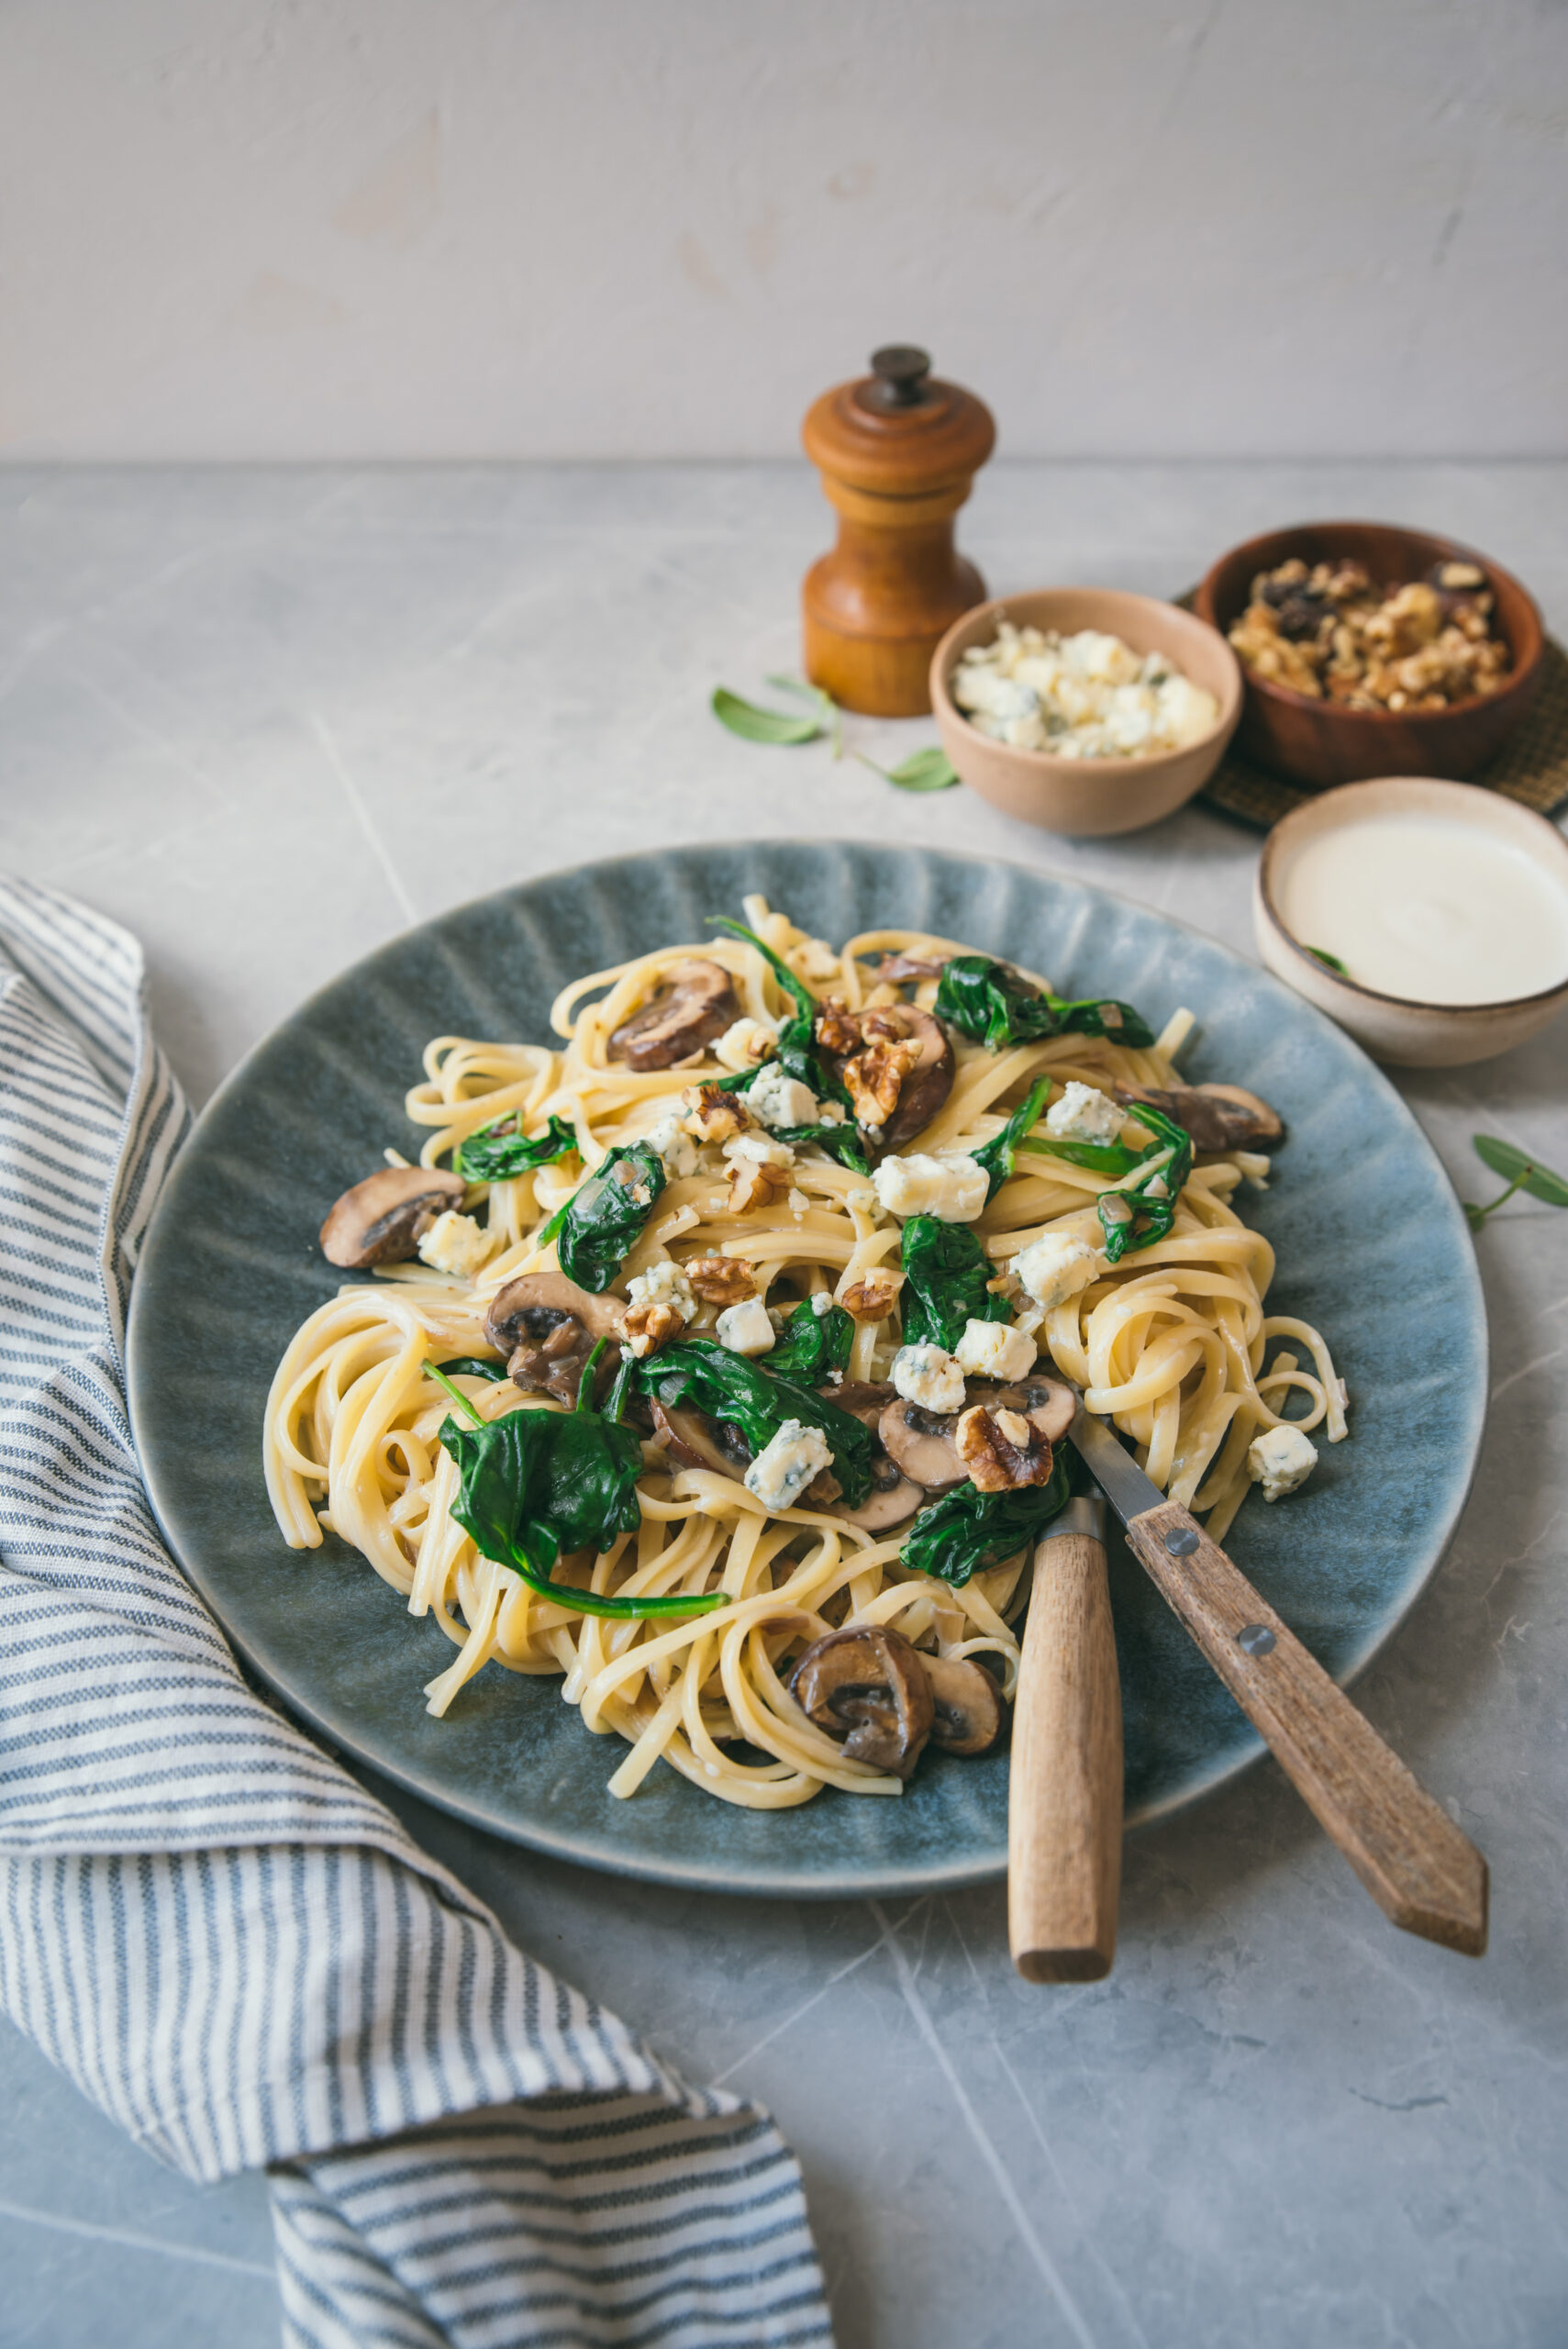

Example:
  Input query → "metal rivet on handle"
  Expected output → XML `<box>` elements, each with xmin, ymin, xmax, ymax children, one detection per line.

<box><xmin>1237</xmin><ymin>1623</ymin><xmax>1276</xmax><ymax>1657</ymax></box>
<box><xmin>1163</xmin><ymin>1526</ymin><xmax>1200</xmax><ymax>1556</ymax></box>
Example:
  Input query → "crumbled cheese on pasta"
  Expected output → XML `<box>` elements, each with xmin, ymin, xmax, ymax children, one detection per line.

<box><xmin>625</xmin><ymin>1259</ymin><xmax>698</xmax><ymax>1320</ymax></box>
<box><xmin>417</xmin><ymin>1211</ymin><xmax>491</xmax><ymax>1280</ymax></box>
<box><xmin>1248</xmin><ymin>1423</ymin><xmax>1318</xmax><ymax>1502</ymax></box>
<box><xmin>715</xmin><ymin>1016</ymin><xmax>778</xmax><ymax>1072</ymax></box>
<box><xmin>872</xmin><ymin>1152</ymin><xmax>988</xmax><ymax>1224</ymax></box>
<box><xmin>953</xmin><ymin>1319</ymin><xmax>1038</xmax><ymax>1381</ymax></box>
<box><xmin>717</xmin><ymin>1297</ymin><xmax>775</xmax><ymax>1357</ymax></box>
<box><xmin>1046</xmin><ymin>1082</ymin><xmax>1123</xmax><ymax>1145</ymax></box>
<box><xmin>747</xmin><ymin>1063</ymin><xmax>819</xmax><ymax>1132</ymax></box>
<box><xmin>644</xmin><ymin>1108</ymin><xmax>699</xmax><ymax>1179</ymax></box>
<box><xmin>1012</xmin><ymin>1231</ymin><xmax>1099</xmax><ymax>1312</ymax></box>
<box><xmin>744</xmin><ymin>1419</ymin><xmax>831</xmax><ymax>1513</ymax></box>
<box><xmin>891</xmin><ymin>1342</ymin><xmax>966</xmax><ymax>1415</ymax></box>
<box><xmin>723</xmin><ymin>1131</ymin><xmax>795</xmax><ymax>1172</ymax></box>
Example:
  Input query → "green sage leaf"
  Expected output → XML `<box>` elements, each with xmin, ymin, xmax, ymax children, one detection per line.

<box><xmin>1472</xmin><ymin>1134</ymin><xmax>1568</xmax><ymax>1208</ymax></box>
<box><xmin>711</xmin><ymin>687</ymin><xmax>823</xmax><ymax>745</ymax></box>
<box><xmin>856</xmin><ymin>746</ymin><xmax>960</xmax><ymax>792</ymax></box>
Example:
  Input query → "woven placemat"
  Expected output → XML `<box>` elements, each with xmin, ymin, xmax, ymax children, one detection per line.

<box><xmin>1185</xmin><ymin>602</ymin><xmax>1568</xmax><ymax>833</ymax></box>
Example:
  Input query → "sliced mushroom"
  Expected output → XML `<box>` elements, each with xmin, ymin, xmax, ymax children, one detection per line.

<box><xmin>789</xmin><ymin>1624</ymin><xmax>935</xmax><ymax>1778</ymax></box>
<box><xmin>974</xmin><ymin>1375</ymin><xmax>1077</xmax><ymax>1445</ymax></box>
<box><xmin>818</xmin><ymin>1002</ymin><xmax>955</xmax><ymax>1151</ymax></box>
<box><xmin>484</xmin><ymin>1273</ymin><xmax>625</xmax><ymax>1408</ymax></box>
<box><xmin>839</xmin><ymin>1473</ymin><xmax>925</xmax><ymax>1532</ymax></box>
<box><xmin>607</xmin><ymin>959</ymin><xmax>739</xmax><ymax>1072</ymax></box>
<box><xmin>868</xmin><ymin>951</ymin><xmax>955</xmax><ymax>985</ymax></box>
<box><xmin>1114</xmin><ymin>1082</ymin><xmax>1284</xmax><ymax>1152</ymax></box>
<box><xmin>320</xmin><ymin>1165</ymin><xmax>465</xmax><ymax>1269</ymax></box>
<box><xmin>828</xmin><ymin>1380</ymin><xmax>896</xmax><ymax>1427</ymax></box>
<box><xmin>879</xmin><ymin>1398</ymin><xmax>965</xmax><ymax>1492</ymax></box>
<box><xmin>924</xmin><ymin>1653</ymin><xmax>1004</xmax><ymax>1755</ymax></box>
<box><xmin>649</xmin><ymin>1397</ymin><xmax>751</xmax><ymax>1480</ymax></box>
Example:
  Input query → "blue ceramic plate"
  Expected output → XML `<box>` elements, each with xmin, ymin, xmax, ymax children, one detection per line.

<box><xmin>128</xmin><ymin>842</ymin><xmax>1485</xmax><ymax>1897</ymax></box>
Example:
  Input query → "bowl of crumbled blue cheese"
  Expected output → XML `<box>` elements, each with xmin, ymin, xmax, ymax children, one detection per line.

<box><xmin>930</xmin><ymin>587</ymin><xmax>1242</xmax><ymax>837</ymax></box>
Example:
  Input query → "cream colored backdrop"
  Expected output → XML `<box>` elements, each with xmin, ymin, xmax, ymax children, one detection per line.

<box><xmin>3</xmin><ymin>0</ymin><xmax>1564</xmax><ymax>461</ymax></box>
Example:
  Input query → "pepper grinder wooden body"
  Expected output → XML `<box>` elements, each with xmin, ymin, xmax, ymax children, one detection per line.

<box><xmin>802</xmin><ymin>346</ymin><xmax>995</xmax><ymax>718</ymax></box>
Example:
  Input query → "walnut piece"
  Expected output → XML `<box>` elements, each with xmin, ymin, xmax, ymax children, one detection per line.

<box><xmin>841</xmin><ymin>1270</ymin><xmax>904</xmax><ymax>1322</ymax></box>
<box><xmin>623</xmin><ymin>1299</ymin><xmax>688</xmax><ymax>1359</ymax></box>
<box><xmin>728</xmin><ymin>1157</ymin><xmax>792</xmax><ymax>1215</ymax></box>
<box><xmin>685</xmin><ymin>1253</ymin><xmax>756</xmax><ymax>1305</ymax></box>
<box><xmin>842</xmin><ymin>1036</ymin><xmax>920</xmax><ymax>1131</ymax></box>
<box><xmin>814</xmin><ymin>998</ymin><xmax>862</xmax><ymax>1058</ymax></box>
<box><xmin>1229</xmin><ymin>555</ymin><xmax>1511</xmax><ymax>711</ymax></box>
<box><xmin>956</xmin><ymin>1403</ymin><xmax>1055</xmax><ymax>1494</ymax></box>
<box><xmin>683</xmin><ymin>1082</ymin><xmax>751</xmax><ymax>1145</ymax></box>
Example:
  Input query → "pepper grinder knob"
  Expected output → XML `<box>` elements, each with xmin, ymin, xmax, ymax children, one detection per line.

<box><xmin>860</xmin><ymin>345</ymin><xmax>932</xmax><ymax>413</ymax></box>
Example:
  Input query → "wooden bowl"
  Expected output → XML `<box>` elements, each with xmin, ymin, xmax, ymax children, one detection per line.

<box><xmin>929</xmin><ymin>589</ymin><xmax>1242</xmax><ymax>838</ymax></box>
<box><xmin>1195</xmin><ymin>520</ymin><xmax>1543</xmax><ymax>790</ymax></box>
<box><xmin>1253</xmin><ymin>777</ymin><xmax>1568</xmax><ymax>1066</ymax></box>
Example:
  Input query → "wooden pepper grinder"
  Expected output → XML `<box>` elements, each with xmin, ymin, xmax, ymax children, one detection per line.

<box><xmin>802</xmin><ymin>345</ymin><xmax>995</xmax><ymax>717</ymax></box>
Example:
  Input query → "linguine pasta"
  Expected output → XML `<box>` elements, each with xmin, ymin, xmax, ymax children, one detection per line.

<box><xmin>264</xmin><ymin>896</ymin><xmax>1346</xmax><ymax>1810</ymax></box>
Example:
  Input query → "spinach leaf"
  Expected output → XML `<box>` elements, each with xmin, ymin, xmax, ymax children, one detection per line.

<box><xmin>972</xmin><ymin>1076</ymin><xmax>1051</xmax><ymax>1202</ymax></box>
<box><xmin>936</xmin><ymin>955</ymin><xmax>1154</xmax><ymax>1052</ymax></box>
<box><xmin>1095</xmin><ymin>1101</ymin><xmax>1193</xmax><ymax>1263</ymax></box>
<box><xmin>900</xmin><ymin>1453</ymin><xmax>1072</xmax><ymax>1586</ymax></box>
<box><xmin>431</xmin><ymin>1358</ymin><xmax>723</xmax><ymax>1620</ymax></box>
<box><xmin>630</xmin><ymin>1337</ymin><xmax>874</xmax><ymax>1508</ymax></box>
<box><xmin>554</xmin><ymin>1141</ymin><xmax>666</xmax><ymax>1293</ymax></box>
<box><xmin>768</xmin><ymin>1297</ymin><xmax>855</xmax><ymax>1384</ymax></box>
<box><xmin>899</xmin><ymin>1217</ymin><xmax>1010</xmax><ymax>1352</ymax></box>
<box><xmin>707</xmin><ymin>915</ymin><xmax>819</xmax><ymax>1023</ymax></box>
<box><xmin>456</xmin><ymin>1113</ymin><xmax>579</xmax><ymax>1185</ymax></box>
<box><xmin>433</xmin><ymin>1356</ymin><xmax>506</xmax><ymax>1384</ymax></box>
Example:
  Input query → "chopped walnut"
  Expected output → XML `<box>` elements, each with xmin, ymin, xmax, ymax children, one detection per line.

<box><xmin>623</xmin><ymin>1299</ymin><xmax>688</xmax><ymax>1359</ymax></box>
<box><xmin>814</xmin><ymin>998</ymin><xmax>862</xmax><ymax>1059</ymax></box>
<box><xmin>683</xmin><ymin>1082</ymin><xmax>751</xmax><ymax>1145</ymax></box>
<box><xmin>1229</xmin><ymin>555</ymin><xmax>1512</xmax><ymax>711</ymax></box>
<box><xmin>842</xmin><ymin>1035</ymin><xmax>920</xmax><ymax>1131</ymax></box>
<box><xmin>685</xmin><ymin>1253</ymin><xmax>756</xmax><ymax>1305</ymax></box>
<box><xmin>956</xmin><ymin>1403</ymin><xmax>1055</xmax><ymax>1494</ymax></box>
<box><xmin>841</xmin><ymin>1269</ymin><xmax>904</xmax><ymax>1322</ymax></box>
<box><xmin>728</xmin><ymin>1156</ymin><xmax>793</xmax><ymax>1215</ymax></box>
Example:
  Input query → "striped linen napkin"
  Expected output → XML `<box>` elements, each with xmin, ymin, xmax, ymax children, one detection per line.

<box><xmin>0</xmin><ymin>875</ymin><xmax>832</xmax><ymax>2349</ymax></box>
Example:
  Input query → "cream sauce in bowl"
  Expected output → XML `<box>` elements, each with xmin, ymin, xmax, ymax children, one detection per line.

<box><xmin>1276</xmin><ymin>810</ymin><xmax>1568</xmax><ymax>1005</ymax></box>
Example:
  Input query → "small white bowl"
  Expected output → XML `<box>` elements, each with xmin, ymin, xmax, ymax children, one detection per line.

<box><xmin>1254</xmin><ymin>776</ymin><xmax>1568</xmax><ymax>1067</ymax></box>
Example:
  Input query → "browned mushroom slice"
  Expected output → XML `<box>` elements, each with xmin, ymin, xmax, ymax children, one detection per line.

<box><xmin>1114</xmin><ymin>1082</ymin><xmax>1284</xmax><ymax>1152</ymax></box>
<box><xmin>924</xmin><ymin>1653</ymin><xmax>1004</xmax><ymax>1755</ymax></box>
<box><xmin>320</xmin><ymin>1165</ymin><xmax>465</xmax><ymax>1269</ymax></box>
<box><xmin>789</xmin><ymin>1624</ymin><xmax>935</xmax><ymax>1777</ymax></box>
<box><xmin>839</xmin><ymin>1472</ymin><xmax>924</xmax><ymax>1532</ymax></box>
<box><xmin>648</xmin><ymin>1397</ymin><xmax>751</xmax><ymax>1480</ymax></box>
<box><xmin>868</xmin><ymin>951</ymin><xmax>956</xmax><ymax>985</ymax></box>
<box><xmin>974</xmin><ymin>1375</ymin><xmax>1076</xmax><ymax>1446</ymax></box>
<box><xmin>817</xmin><ymin>1002</ymin><xmax>955</xmax><ymax>1151</ymax></box>
<box><xmin>607</xmin><ymin>959</ymin><xmax>739</xmax><ymax>1071</ymax></box>
<box><xmin>484</xmin><ymin>1273</ymin><xmax>625</xmax><ymax>1408</ymax></box>
<box><xmin>828</xmin><ymin>1380</ymin><xmax>895</xmax><ymax>1426</ymax></box>
<box><xmin>878</xmin><ymin>1398</ymin><xmax>965</xmax><ymax>1492</ymax></box>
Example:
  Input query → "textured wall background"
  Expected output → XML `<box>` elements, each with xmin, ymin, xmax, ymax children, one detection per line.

<box><xmin>2</xmin><ymin>0</ymin><xmax>1565</xmax><ymax>462</ymax></box>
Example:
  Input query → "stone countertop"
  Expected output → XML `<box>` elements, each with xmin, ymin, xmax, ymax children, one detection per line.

<box><xmin>2</xmin><ymin>462</ymin><xmax>1564</xmax><ymax>2349</ymax></box>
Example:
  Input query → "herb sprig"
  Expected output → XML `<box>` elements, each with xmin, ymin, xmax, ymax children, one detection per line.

<box><xmin>711</xmin><ymin>677</ymin><xmax>957</xmax><ymax>791</ymax></box>
<box><xmin>1464</xmin><ymin>1134</ymin><xmax>1568</xmax><ymax>1231</ymax></box>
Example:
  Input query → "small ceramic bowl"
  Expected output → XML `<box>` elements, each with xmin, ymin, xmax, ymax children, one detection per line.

<box><xmin>1196</xmin><ymin>520</ymin><xmax>1543</xmax><ymax>789</ymax></box>
<box><xmin>929</xmin><ymin>588</ymin><xmax>1241</xmax><ymax>838</ymax></box>
<box><xmin>1254</xmin><ymin>776</ymin><xmax>1568</xmax><ymax>1066</ymax></box>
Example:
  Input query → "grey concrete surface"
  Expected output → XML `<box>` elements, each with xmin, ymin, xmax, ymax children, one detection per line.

<box><xmin>0</xmin><ymin>460</ymin><xmax>1564</xmax><ymax>2347</ymax></box>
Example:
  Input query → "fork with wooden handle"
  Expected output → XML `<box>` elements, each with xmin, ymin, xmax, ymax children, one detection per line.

<box><xmin>1008</xmin><ymin>1496</ymin><xmax>1123</xmax><ymax>1982</ymax></box>
<box><xmin>1070</xmin><ymin>1401</ymin><xmax>1489</xmax><ymax>1958</ymax></box>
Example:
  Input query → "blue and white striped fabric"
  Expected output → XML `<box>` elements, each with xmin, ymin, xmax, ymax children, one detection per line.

<box><xmin>0</xmin><ymin>875</ymin><xmax>832</xmax><ymax>2349</ymax></box>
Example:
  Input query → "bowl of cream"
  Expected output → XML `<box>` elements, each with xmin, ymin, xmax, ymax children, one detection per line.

<box><xmin>1255</xmin><ymin>776</ymin><xmax>1568</xmax><ymax>1065</ymax></box>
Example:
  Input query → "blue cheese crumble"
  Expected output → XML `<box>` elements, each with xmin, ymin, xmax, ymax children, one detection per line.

<box><xmin>1248</xmin><ymin>1422</ymin><xmax>1318</xmax><ymax>1501</ymax></box>
<box><xmin>744</xmin><ymin>1419</ymin><xmax>832</xmax><ymax>1513</ymax></box>
<box><xmin>891</xmin><ymin>1342</ymin><xmax>966</xmax><ymax>1415</ymax></box>
<box><xmin>1046</xmin><ymin>1082</ymin><xmax>1124</xmax><ymax>1145</ymax></box>
<box><xmin>952</xmin><ymin>620</ymin><xmax>1220</xmax><ymax>760</ymax></box>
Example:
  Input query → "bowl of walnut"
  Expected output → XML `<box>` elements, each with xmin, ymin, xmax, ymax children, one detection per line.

<box><xmin>1195</xmin><ymin>520</ymin><xmax>1543</xmax><ymax>788</ymax></box>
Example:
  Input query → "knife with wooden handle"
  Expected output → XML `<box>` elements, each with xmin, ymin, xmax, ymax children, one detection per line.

<box><xmin>1068</xmin><ymin>1400</ymin><xmax>1488</xmax><ymax>1956</ymax></box>
<box><xmin>1008</xmin><ymin>1494</ymin><xmax>1123</xmax><ymax>1984</ymax></box>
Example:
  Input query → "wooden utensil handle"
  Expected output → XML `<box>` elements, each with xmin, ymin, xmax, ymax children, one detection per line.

<box><xmin>1008</xmin><ymin>1531</ymin><xmax>1123</xmax><ymax>1983</ymax></box>
<box><xmin>1124</xmin><ymin>1499</ymin><xmax>1488</xmax><ymax>1956</ymax></box>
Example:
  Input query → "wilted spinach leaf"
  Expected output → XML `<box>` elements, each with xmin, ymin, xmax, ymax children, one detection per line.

<box><xmin>936</xmin><ymin>955</ymin><xmax>1154</xmax><ymax>1052</ymax></box>
<box><xmin>457</xmin><ymin>1113</ymin><xmax>579</xmax><ymax>1185</ymax></box>
<box><xmin>630</xmin><ymin>1336</ymin><xmax>873</xmax><ymax>1507</ymax></box>
<box><xmin>900</xmin><ymin>1453</ymin><xmax>1072</xmax><ymax>1586</ymax></box>
<box><xmin>972</xmin><ymin>1076</ymin><xmax>1051</xmax><ymax>1202</ymax></box>
<box><xmin>1095</xmin><ymin>1101</ymin><xmax>1193</xmax><ymax>1263</ymax></box>
<box><xmin>706</xmin><ymin>917</ymin><xmax>868</xmax><ymax>1172</ymax></box>
<box><xmin>430</xmin><ymin>1358</ymin><xmax>723</xmax><ymax>1620</ymax></box>
<box><xmin>554</xmin><ymin>1141</ymin><xmax>666</xmax><ymax>1292</ymax></box>
<box><xmin>433</xmin><ymin>1356</ymin><xmax>506</xmax><ymax>1384</ymax></box>
<box><xmin>899</xmin><ymin>1217</ymin><xmax>1011</xmax><ymax>1352</ymax></box>
<box><xmin>768</xmin><ymin>1297</ymin><xmax>855</xmax><ymax>1383</ymax></box>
